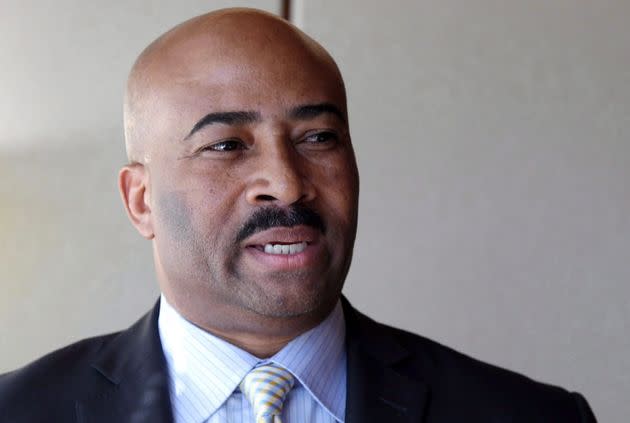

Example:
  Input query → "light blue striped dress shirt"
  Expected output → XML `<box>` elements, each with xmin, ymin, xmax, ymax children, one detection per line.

<box><xmin>158</xmin><ymin>296</ymin><xmax>346</xmax><ymax>423</ymax></box>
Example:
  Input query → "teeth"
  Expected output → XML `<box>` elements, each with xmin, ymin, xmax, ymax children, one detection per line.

<box><xmin>263</xmin><ymin>242</ymin><xmax>307</xmax><ymax>255</ymax></box>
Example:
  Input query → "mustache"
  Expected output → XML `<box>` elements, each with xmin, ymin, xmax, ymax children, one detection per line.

<box><xmin>235</xmin><ymin>205</ymin><xmax>326</xmax><ymax>243</ymax></box>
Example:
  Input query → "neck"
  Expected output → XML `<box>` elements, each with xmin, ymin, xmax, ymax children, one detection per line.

<box><xmin>163</xmin><ymin>295</ymin><xmax>338</xmax><ymax>358</ymax></box>
<box><xmin>202</xmin><ymin>328</ymin><xmax>297</xmax><ymax>358</ymax></box>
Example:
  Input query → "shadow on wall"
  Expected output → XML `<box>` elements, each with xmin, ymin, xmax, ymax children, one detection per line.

<box><xmin>0</xmin><ymin>129</ymin><xmax>157</xmax><ymax>372</ymax></box>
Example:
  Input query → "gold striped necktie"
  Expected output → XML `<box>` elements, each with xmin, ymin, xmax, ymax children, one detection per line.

<box><xmin>240</xmin><ymin>364</ymin><xmax>295</xmax><ymax>423</ymax></box>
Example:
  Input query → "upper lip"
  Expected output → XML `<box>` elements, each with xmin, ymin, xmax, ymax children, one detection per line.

<box><xmin>243</xmin><ymin>225</ymin><xmax>320</xmax><ymax>247</ymax></box>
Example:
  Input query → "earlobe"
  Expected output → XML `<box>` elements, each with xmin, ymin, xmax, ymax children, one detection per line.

<box><xmin>118</xmin><ymin>164</ymin><xmax>154</xmax><ymax>239</ymax></box>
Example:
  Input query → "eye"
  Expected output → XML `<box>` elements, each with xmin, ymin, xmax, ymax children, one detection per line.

<box><xmin>199</xmin><ymin>139</ymin><xmax>246</xmax><ymax>153</ymax></box>
<box><xmin>302</xmin><ymin>131</ymin><xmax>338</xmax><ymax>146</ymax></box>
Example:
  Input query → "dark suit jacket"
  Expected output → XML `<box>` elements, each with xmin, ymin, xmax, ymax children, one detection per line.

<box><xmin>0</xmin><ymin>298</ymin><xmax>597</xmax><ymax>422</ymax></box>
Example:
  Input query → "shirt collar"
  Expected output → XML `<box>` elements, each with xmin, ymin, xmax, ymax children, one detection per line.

<box><xmin>158</xmin><ymin>296</ymin><xmax>346</xmax><ymax>423</ymax></box>
<box><xmin>271</xmin><ymin>301</ymin><xmax>346</xmax><ymax>421</ymax></box>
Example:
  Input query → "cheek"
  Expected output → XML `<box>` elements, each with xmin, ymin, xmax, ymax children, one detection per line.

<box><xmin>321</xmin><ymin>151</ymin><xmax>359</xmax><ymax>202</ymax></box>
<box><xmin>313</xmin><ymin>153</ymin><xmax>360</xmax><ymax>231</ymax></box>
<box><xmin>154</xmin><ymin>189</ymin><xmax>195</xmax><ymax>242</ymax></box>
<box><xmin>159</xmin><ymin>165</ymin><xmax>245</xmax><ymax>243</ymax></box>
<box><xmin>187</xmin><ymin>172</ymin><xmax>240</xmax><ymax>217</ymax></box>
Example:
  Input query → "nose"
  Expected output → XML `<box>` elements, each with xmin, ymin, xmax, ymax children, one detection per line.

<box><xmin>245</xmin><ymin>141</ymin><xmax>316</xmax><ymax>207</ymax></box>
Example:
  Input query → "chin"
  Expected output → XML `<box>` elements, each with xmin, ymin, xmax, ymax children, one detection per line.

<box><xmin>241</xmin><ymin>278</ymin><xmax>339</xmax><ymax>319</ymax></box>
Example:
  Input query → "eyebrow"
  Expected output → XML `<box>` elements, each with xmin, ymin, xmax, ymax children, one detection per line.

<box><xmin>289</xmin><ymin>103</ymin><xmax>346</xmax><ymax>123</ymax></box>
<box><xmin>185</xmin><ymin>111</ymin><xmax>261</xmax><ymax>139</ymax></box>
<box><xmin>184</xmin><ymin>103</ymin><xmax>346</xmax><ymax>140</ymax></box>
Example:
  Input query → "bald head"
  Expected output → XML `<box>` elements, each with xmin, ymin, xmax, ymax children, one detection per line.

<box><xmin>118</xmin><ymin>7</ymin><xmax>359</xmax><ymax>344</ymax></box>
<box><xmin>123</xmin><ymin>8</ymin><xmax>345</xmax><ymax>163</ymax></box>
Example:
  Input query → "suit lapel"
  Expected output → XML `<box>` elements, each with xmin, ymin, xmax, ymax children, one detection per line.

<box><xmin>76</xmin><ymin>301</ymin><xmax>173</xmax><ymax>423</ymax></box>
<box><xmin>343</xmin><ymin>298</ymin><xmax>429</xmax><ymax>423</ymax></box>
<box><xmin>74</xmin><ymin>297</ymin><xmax>429</xmax><ymax>422</ymax></box>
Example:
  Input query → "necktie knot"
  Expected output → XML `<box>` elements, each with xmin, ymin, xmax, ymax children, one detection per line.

<box><xmin>240</xmin><ymin>364</ymin><xmax>295</xmax><ymax>423</ymax></box>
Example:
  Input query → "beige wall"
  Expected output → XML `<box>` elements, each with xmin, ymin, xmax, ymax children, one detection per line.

<box><xmin>2</xmin><ymin>1</ymin><xmax>629</xmax><ymax>421</ymax></box>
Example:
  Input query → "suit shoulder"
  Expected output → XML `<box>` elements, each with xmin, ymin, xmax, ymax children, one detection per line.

<box><xmin>0</xmin><ymin>332</ymin><xmax>119</xmax><ymax>416</ymax></box>
<box><xmin>365</xmin><ymin>318</ymin><xmax>596</xmax><ymax>421</ymax></box>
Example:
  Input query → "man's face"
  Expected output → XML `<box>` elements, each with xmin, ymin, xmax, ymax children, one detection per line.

<box><xmin>143</xmin><ymin>37</ymin><xmax>359</xmax><ymax>326</ymax></box>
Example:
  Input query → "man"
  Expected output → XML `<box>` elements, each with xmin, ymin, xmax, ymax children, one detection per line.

<box><xmin>0</xmin><ymin>8</ymin><xmax>597</xmax><ymax>422</ymax></box>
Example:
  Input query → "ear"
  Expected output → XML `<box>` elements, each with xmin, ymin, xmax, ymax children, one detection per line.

<box><xmin>118</xmin><ymin>163</ymin><xmax>154</xmax><ymax>239</ymax></box>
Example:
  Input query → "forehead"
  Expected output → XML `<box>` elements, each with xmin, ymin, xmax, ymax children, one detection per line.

<box><xmin>158</xmin><ymin>27</ymin><xmax>345</xmax><ymax>110</ymax></box>
<box><xmin>164</xmin><ymin>50</ymin><xmax>345</xmax><ymax>117</ymax></box>
<box><xmin>130</xmin><ymin>23</ymin><xmax>348</xmax><ymax>150</ymax></box>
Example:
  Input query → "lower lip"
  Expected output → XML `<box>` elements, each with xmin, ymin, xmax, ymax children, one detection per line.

<box><xmin>244</xmin><ymin>242</ymin><xmax>323</xmax><ymax>271</ymax></box>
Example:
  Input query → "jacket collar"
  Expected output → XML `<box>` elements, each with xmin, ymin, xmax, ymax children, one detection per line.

<box><xmin>76</xmin><ymin>301</ymin><xmax>173</xmax><ymax>423</ymax></box>
<box><xmin>76</xmin><ymin>297</ymin><xmax>429</xmax><ymax>423</ymax></box>
<box><xmin>342</xmin><ymin>297</ymin><xmax>429</xmax><ymax>423</ymax></box>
